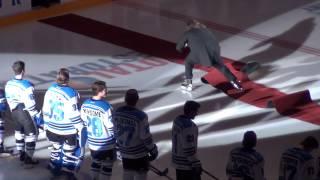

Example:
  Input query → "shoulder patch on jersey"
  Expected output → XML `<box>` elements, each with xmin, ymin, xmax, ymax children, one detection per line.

<box><xmin>58</xmin><ymin>85</ymin><xmax>78</xmax><ymax>98</ymax></box>
<box><xmin>21</xmin><ymin>79</ymin><xmax>34</xmax><ymax>88</ymax></box>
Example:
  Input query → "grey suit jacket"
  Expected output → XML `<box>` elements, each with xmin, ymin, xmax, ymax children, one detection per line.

<box><xmin>176</xmin><ymin>27</ymin><xmax>221</xmax><ymax>66</ymax></box>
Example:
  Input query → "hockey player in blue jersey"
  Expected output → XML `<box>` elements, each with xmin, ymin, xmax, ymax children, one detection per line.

<box><xmin>0</xmin><ymin>89</ymin><xmax>6</xmax><ymax>152</ymax></box>
<box><xmin>113</xmin><ymin>89</ymin><xmax>158</xmax><ymax>180</ymax></box>
<box><xmin>42</xmin><ymin>68</ymin><xmax>84</xmax><ymax>179</ymax></box>
<box><xmin>226</xmin><ymin>131</ymin><xmax>265</xmax><ymax>180</ymax></box>
<box><xmin>0</xmin><ymin>89</ymin><xmax>13</xmax><ymax>155</ymax></box>
<box><xmin>279</xmin><ymin>136</ymin><xmax>319</xmax><ymax>180</ymax></box>
<box><xmin>80</xmin><ymin>81</ymin><xmax>116</xmax><ymax>180</ymax></box>
<box><xmin>5</xmin><ymin>61</ymin><xmax>41</xmax><ymax>168</ymax></box>
<box><xmin>172</xmin><ymin>100</ymin><xmax>202</xmax><ymax>180</ymax></box>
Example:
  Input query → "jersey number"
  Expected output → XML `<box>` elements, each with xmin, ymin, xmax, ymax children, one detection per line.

<box><xmin>49</xmin><ymin>99</ymin><xmax>64</xmax><ymax>121</ymax></box>
<box><xmin>231</xmin><ymin>158</ymin><xmax>251</xmax><ymax>178</ymax></box>
<box><xmin>87</xmin><ymin>116</ymin><xmax>103</xmax><ymax>137</ymax></box>
<box><xmin>117</xmin><ymin>125</ymin><xmax>134</xmax><ymax>146</ymax></box>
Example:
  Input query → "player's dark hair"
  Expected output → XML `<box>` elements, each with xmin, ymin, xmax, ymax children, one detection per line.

<box><xmin>242</xmin><ymin>131</ymin><xmax>257</xmax><ymax>149</ymax></box>
<box><xmin>92</xmin><ymin>81</ymin><xmax>106</xmax><ymax>96</ymax></box>
<box><xmin>301</xmin><ymin>136</ymin><xmax>319</xmax><ymax>150</ymax></box>
<box><xmin>56</xmin><ymin>68</ymin><xmax>69</xmax><ymax>85</ymax></box>
<box><xmin>184</xmin><ymin>101</ymin><xmax>200</xmax><ymax>115</ymax></box>
<box><xmin>125</xmin><ymin>89</ymin><xmax>139</xmax><ymax>106</ymax></box>
<box><xmin>12</xmin><ymin>61</ymin><xmax>25</xmax><ymax>75</ymax></box>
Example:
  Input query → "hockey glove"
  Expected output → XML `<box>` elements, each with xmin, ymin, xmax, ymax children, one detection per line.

<box><xmin>148</xmin><ymin>144</ymin><xmax>158</xmax><ymax>161</ymax></box>
<box><xmin>0</xmin><ymin>97</ymin><xmax>7</xmax><ymax>112</ymax></box>
<box><xmin>33</xmin><ymin>111</ymin><xmax>44</xmax><ymax>130</ymax></box>
<box><xmin>191</xmin><ymin>160</ymin><xmax>202</xmax><ymax>175</ymax></box>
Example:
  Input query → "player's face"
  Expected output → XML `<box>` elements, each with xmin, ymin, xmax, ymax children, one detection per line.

<box><xmin>100</xmin><ymin>88</ymin><xmax>107</xmax><ymax>98</ymax></box>
<box><xmin>190</xmin><ymin>109</ymin><xmax>198</xmax><ymax>119</ymax></box>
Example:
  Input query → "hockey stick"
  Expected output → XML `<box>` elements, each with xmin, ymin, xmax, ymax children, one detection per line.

<box><xmin>202</xmin><ymin>168</ymin><xmax>219</xmax><ymax>180</ymax></box>
<box><xmin>149</xmin><ymin>164</ymin><xmax>168</xmax><ymax>176</ymax></box>
<box><xmin>149</xmin><ymin>164</ymin><xmax>174</xmax><ymax>180</ymax></box>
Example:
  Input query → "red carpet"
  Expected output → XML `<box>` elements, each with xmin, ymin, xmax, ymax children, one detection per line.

<box><xmin>39</xmin><ymin>14</ymin><xmax>320</xmax><ymax>125</ymax></box>
<box><xmin>273</xmin><ymin>90</ymin><xmax>312</xmax><ymax>114</ymax></box>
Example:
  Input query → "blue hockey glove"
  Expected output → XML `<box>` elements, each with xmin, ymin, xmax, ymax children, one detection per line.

<box><xmin>0</xmin><ymin>89</ymin><xmax>7</xmax><ymax>112</ymax></box>
<box><xmin>34</xmin><ymin>111</ymin><xmax>44</xmax><ymax>130</ymax></box>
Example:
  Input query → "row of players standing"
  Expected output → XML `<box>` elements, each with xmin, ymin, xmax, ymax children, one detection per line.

<box><xmin>2</xmin><ymin>60</ymin><xmax>320</xmax><ymax>180</ymax></box>
<box><xmin>3</xmin><ymin>61</ymin><xmax>159</xmax><ymax>180</ymax></box>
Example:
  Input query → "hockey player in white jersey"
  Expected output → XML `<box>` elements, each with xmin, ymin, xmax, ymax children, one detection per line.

<box><xmin>279</xmin><ymin>136</ymin><xmax>319</xmax><ymax>180</ymax></box>
<box><xmin>42</xmin><ymin>68</ymin><xmax>84</xmax><ymax>179</ymax></box>
<box><xmin>172</xmin><ymin>100</ymin><xmax>202</xmax><ymax>180</ymax></box>
<box><xmin>226</xmin><ymin>131</ymin><xmax>265</xmax><ymax>180</ymax></box>
<box><xmin>80</xmin><ymin>81</ymin><xmax>116</xmax><ymax>180</ymax></box>
<box><xmin>5</xmin><ymin>61</ymin><xmax>41</xmax><ymax>168</ymax></box>
<box><xmin>113</xmin><ymin>89</ymin><xmax>158</xmax><ymax>180</ymax></box>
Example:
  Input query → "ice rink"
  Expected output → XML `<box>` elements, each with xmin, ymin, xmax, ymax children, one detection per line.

<box><xmin>0</xmin><ymin>0</ymin><xmax>320</xmax><ymax>179</ymax></box>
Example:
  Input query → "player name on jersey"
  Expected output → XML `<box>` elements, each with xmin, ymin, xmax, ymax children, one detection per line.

<box><xmin>116</xmin><ymin>117</ymin><xmax>136</xmax><ymax>126</ymax></box>
<box><xmin>82</xmin><ymin>108</ymin><xmax>102</xmax><ymax>117</ymax></box>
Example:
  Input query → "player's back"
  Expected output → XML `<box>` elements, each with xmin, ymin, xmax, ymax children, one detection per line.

<box><xmin>279</xmin><ymin>147</ymin><xmax>315</xmax><ymax>180</ymax></box>
<box><xmin>43</xmin><ymin>83</ymin><xmax>80</xmax><ymax>135</ymax></box>
<box><xmin>113</xmin><ymin>105</ymin><xmax>149</xmax><ymax>159</ymax></box>
<box><xmin>171</xmin><ymin>115</ymin><xmax>198</xmax><ymax>170</ymax></box>
<box><xmin>226</xmin><ymin>147</ymin><xmax>264</xmax><ymax>180</ymax></box>
<box><xmin>5</xmin><ymin>79</ymin><xmax>33</xmax><ymax>110</ymax></box>
<box><xmin>81</xmin><ymin>98</ymin><xmax>115</xmax><ymax>151</ymax></box>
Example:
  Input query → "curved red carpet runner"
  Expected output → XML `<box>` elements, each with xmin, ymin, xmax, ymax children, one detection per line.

<box><xmin>39</xmin><ymin>14</ymin><xmax>320</xmax><ymax>125</ymax></box>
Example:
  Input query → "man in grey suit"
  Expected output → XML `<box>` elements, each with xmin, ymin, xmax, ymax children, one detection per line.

<box><xmin>176</xmin><ymin>19</ymin><xmax>243</xmax><ymax>91</ymax></box>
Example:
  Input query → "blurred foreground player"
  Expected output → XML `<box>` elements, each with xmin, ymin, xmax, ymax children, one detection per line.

<box><xmin>0</xmin><ymin>89</ymin><xmax>13</xmax><ymax>155</ymax></box>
